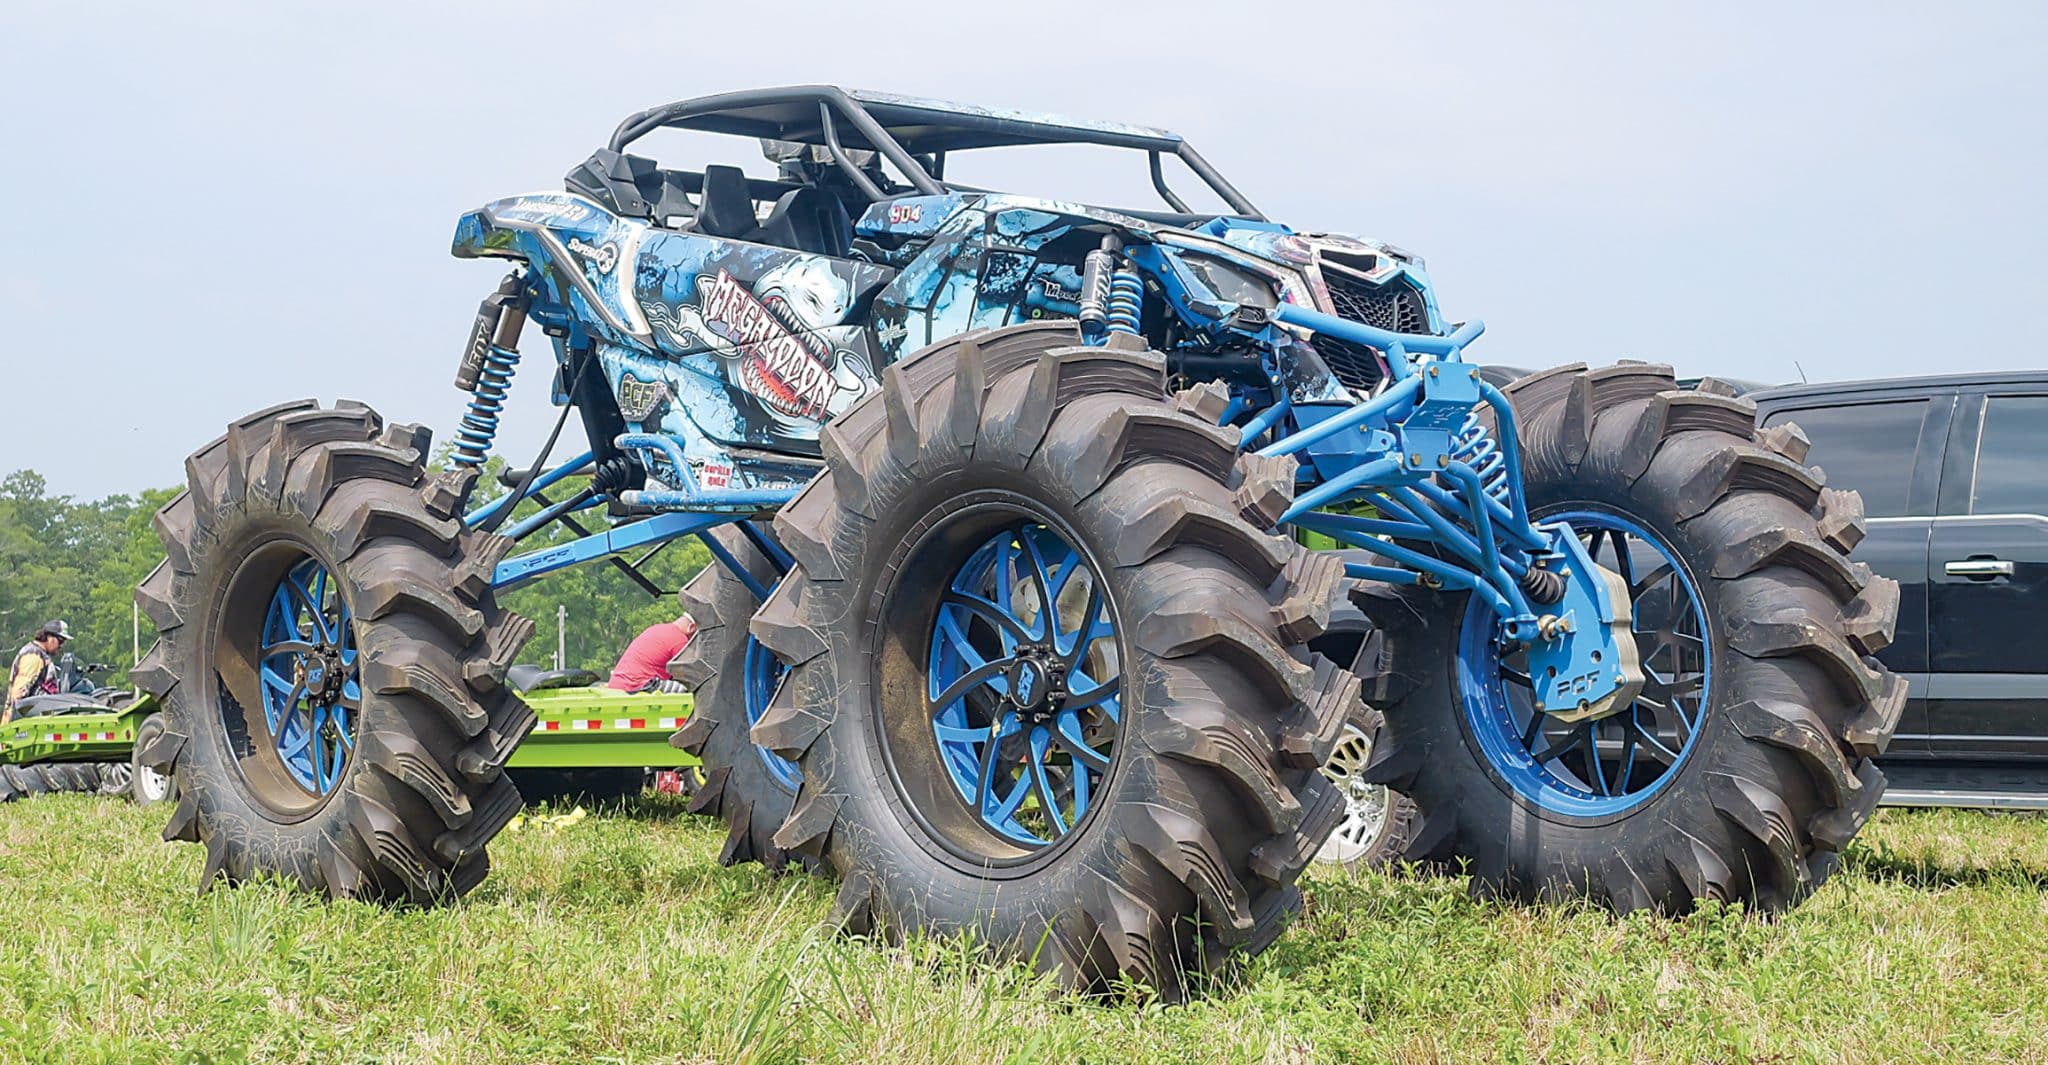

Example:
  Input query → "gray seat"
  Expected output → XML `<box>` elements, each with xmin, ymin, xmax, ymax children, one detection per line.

<box><xmin>13</xmin><ymin>693</ymin><xmax>105</xmax><ymax>718</ymax></box>
<box><xmin>506</xmin><ymin>665</ymin><xmax>602</xmax><ymax>694</ymax></box>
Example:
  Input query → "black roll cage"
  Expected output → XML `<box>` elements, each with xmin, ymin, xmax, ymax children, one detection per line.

<box><xmin>606</xmin><ymin>84</ymin><xmax>1264</xmax><ymax>221</ymax></box>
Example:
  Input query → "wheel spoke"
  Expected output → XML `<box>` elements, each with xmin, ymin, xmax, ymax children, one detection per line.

<box><xmin>1052</xmin><ymin>711</ymin><xmax>1110</xmax><ymax>771</ymax></box>
<box><xmin>1587</xmin><ymin>722</ymin><xmax>1611</xmax><ymax>796</ymax></box>
<box><xmin>940</xmin><ymin>593</ymin><xmax>1032</xmax><ymax>644</ymax></box>
<box><xmin>1018</xmin><ymin>531</ymin><xmax>1059</xmax><ymax>643</ymax></box>
<box><xmin>261</xmin><ymin>639</ymin><xmax>317</xmax><ymax>660</ymax></box>
<box><xmin>261</xmin><ymin>665</ymin><xmax>297</xmax><ymax>696</ymax></box>
<box><xmin>1026</xmin><ymin>728</ymin><xmax>1067</xmax><ymax>837</ymax></box>
<box><xmin>1060</xmin><ymin>584</ymin><xmax>1103</xmax><ymax>668</ymax></box>
<box><xmin>1637</xmin><ymin>725</ymin><xmax>1681</xmax><ymax>764</ymax></box>
<box><xmin>929</xmin><ymin>657</ymin><xmax>1020</xmax><ymax>717</ymax></box>
<box><xmin>1531</xmin><ymin>726</ymin><xmax>1588</xmax><ymax>766</ymax></box>
<box><xmin>972</xmin><ymin>713</ymin><xmax>1008</xmax><ymax>813</ymax></box>
<box><xmin>1629</xmin><ymin>560</ymin><xmax>1674</xmax><ymax>598</ymax></box>
<box><xmin>284</xmin><ymin>572</ymin><xmax>332</xmax><ymax>643</ymax></box>
<box><xmin>1611</xmin><ymin>529</ymin><xmax>1638</xmax><ymax>586</ymax></box>
<box><xmin>1062</xmin><ymin>675</ymin><xmax>1120</xmax><ymax>714</ymax></box>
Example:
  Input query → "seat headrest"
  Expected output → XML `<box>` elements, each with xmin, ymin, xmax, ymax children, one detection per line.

<box><xmin>695</xmin><ymin>165</ymin><xmax>758</xmax><ymax>239</ymax></box>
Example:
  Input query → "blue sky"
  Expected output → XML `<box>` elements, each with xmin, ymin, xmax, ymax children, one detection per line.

<box><xmin>2</xmin><ymin>1</ymin><xmax>2041</xmax><ymax>498</ymax></box>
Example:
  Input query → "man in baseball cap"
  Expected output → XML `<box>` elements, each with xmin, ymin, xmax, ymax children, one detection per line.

<box><xmin>4</xmin><ymin>620</ymin><xmax>74</xmax><ymax>724</ymax></box>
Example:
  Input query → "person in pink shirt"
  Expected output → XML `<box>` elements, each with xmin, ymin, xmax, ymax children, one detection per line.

<box><xmin>607</xmin><ymin>613</ymin><xmax>698</xmax><ymax>693</ymax></box>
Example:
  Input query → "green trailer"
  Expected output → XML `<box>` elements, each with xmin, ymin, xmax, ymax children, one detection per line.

<box><xmin>1</xmin><ymin>670</ymin><xmax>698</xmax><ymax>805</ymax></box>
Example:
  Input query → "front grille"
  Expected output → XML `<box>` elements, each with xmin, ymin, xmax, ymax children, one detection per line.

<box><xmin>1313</xmin><ymin>272</ymin><xmax>1431</xmax><ymax>394</ymax></box>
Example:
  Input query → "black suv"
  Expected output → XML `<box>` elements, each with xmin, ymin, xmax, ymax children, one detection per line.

<box><xmin>1750</xmin><ymin>372</ymin><xmax>2048</xmax><ymax>807</ymax></box>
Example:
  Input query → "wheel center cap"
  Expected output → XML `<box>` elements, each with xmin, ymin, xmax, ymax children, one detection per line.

<box><xmin>1009</xmin><ymin>658</ymin><xmax>1046</xmax><ymax>710</ymax></box>
<box><xmin>1007</xmin><ymin>646</ymin><xmax>1068</xmax><ymax>720</ymax></box>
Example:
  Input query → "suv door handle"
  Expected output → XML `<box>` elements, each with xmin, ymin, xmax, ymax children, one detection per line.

<box><xmin>1944</xmin><ymin>558</ymin><xmax>2016</xmax><ymax>578</ymax></box>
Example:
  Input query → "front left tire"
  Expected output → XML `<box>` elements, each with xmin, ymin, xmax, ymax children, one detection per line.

<box><xmin>135</xmin><ymin>400</ymin><xmax>536</xmax><ymax>901</ymax></box>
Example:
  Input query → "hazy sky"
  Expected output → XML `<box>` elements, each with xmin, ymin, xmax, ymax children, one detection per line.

<box><xmin>3</xmin><ymin>1</ymin><xmax>2041</xmax><ymax>499</ymax></box>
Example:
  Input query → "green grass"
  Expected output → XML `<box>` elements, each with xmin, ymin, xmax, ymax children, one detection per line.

<box><xmin>2</xmin><ymin>798</ymin><xmax>2045</xmax><ymax>1064</ymax></box>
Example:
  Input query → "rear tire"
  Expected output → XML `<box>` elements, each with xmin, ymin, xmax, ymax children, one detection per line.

<box><xmin>669</xmin><ymin>524</ymin><xmax>807</xmax><ymax>871</ymax></box>
<box><xmin>754</xmin><ymin>324</ymin><xmax>1357</xmax><ymax>997</ymax></box>
<box><xmin>96</xmin><ymin>761</ymin><xmax>134</xmax><ymax>796</ymax></box>
<box><xmin>134</xmin><ymin>400</ymin><xmax>535</xmax><ymax>901</ymax></box>
<box><xmin>1360</xmin><ymin>364</ymin><xmax>1903</xmax><ymax>911</ymax></box>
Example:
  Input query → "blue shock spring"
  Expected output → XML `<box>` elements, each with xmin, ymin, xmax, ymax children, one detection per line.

<box><xmin>1105</xmin><ymin>269</ymin><xmax>1142</xmax><ymax>337</ymax></box>
<box><xmin>1450</xmin><ymin>408</ymin><xmax>1510</xmax><ymax>505</ymax></box>
<box><xmin>452</xmin><ymin>344</ymin><xmax>520</xmax><ymax>467</ymax></box>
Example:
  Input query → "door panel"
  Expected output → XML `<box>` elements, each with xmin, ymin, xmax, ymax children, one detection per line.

<box><xmin>1926</xmin><ymin>393</ymin><xmax>2048</xmax><ymax>759</ymax></box>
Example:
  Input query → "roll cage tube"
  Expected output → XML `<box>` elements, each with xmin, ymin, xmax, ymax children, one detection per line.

<box><xmin>605</xmin><ymin>84</ymin><xmax>1262</xmax><ymax>218</ymax></box>
<box><xmin>609</xmin><ymin>86</ymin><xmax>942</xmax><ymax>197</ymax></box>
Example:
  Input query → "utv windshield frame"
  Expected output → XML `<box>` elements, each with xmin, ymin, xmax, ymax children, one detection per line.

<box><xmin>606</xmin><ymin>84</ymin><xmax>1265</xmax><ymax>220</ymax></box>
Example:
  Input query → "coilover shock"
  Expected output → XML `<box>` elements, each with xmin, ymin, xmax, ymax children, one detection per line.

<box><xmin>1449</xmin><ymin>406</ymin><xmax>1510</xmax><ymax>507</ymax></box>
<box><xmin>1104</xmin><ymin>267</ymin><xmax>1143</xmax><ymax>338</ymax></box>
<box><xmin>1077</xmin><ymin>235</ymin><xmax>1142</xmax><ymax>343</ymax></box>
<box><xmin>451</xmin><ymin>273</ymin><xmax>528</xmax><ymax>468</ymax></box>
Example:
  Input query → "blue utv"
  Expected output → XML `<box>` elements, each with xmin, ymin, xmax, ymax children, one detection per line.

<box><xmin>134</xmin><ymin>87</ymin><xmax>1903</xmax><ymax>997</ymax></box>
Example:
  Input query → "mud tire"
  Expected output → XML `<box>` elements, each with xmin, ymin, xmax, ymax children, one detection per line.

<box><xmin>134</xmin><ymin>400</ymin><xmax>534</xmax><ymax>901</ymax></box>
<box><xmin>1358</xmin><ymin>364</ymin><xmax>1903</xmax><ymax>911</ymax></box>
<box><xmin>669</xmin><ymin>524</ymin><xmax>807</xmax><ymax>871</ymax></box>
<box><xmin>754</xmin><ymin>323</ymin><xmax>1359</xmax><ymax>997</ymax></box>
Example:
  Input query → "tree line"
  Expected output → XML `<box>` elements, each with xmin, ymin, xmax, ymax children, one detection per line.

<box><xmin>0</xmin><ymin>463</ymin><xmax>711</xmax><ymax>685</ymax></box>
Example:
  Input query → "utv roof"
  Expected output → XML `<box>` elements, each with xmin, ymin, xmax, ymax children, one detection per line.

<box><xmin>607</xmin><ymin>84</ymin><xmax>1260</xmax><ymax>217</ymax></box>
<box><xmin>611</xmin><ymin>85</ymin><xmax>1184</xmax><ymax>155</ymax></box>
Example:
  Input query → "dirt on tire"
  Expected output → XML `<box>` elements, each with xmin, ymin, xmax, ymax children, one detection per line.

<box><xmin>750</xmin><ymin>322</ymin><xmax>1359</xmax><ymax>997</ymax></box>
<box><xmin>134</xmin><ymin>400</ymin><xmax>535</xmax><ymax>902</ymax></box>
<box><xmin>1358</xmin><ymin>363</ymin><xmax>1903</xmax><ymax>911</ymax></box>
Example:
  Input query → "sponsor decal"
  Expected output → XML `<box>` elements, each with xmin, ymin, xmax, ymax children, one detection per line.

<box><xmin>499</xmin><ymin>198</ymin><xmax>595</xmax><ymax>225</ymax></box>
<box><xmin>567</xmin><ymin>237</ymin><xmax>619</xmax><ymax>274</ymax></box>
<box><xmin>699</xmin><ymin>463</ymin><xmax>733</xmax><ymax>489</ymax></box>
<box><xmin>1039</xmin><ymin>277</ymin><xmax>1081</xmax><ymax>304</ymax></box>
<box><xmin>875</xmin><ymin>319</ymin><xmax>909</xmax><ymax>347</ymax></box>
<box><xmin>617</xmin><ymin>374</ymin><xmax>671</xmax><ymax>422</ymax></box>
<box><xmin>887</xmin><ymin>202</ymin><xmax>924</xmax><ymax>225</ymax></box>
<box><xmin>697</xmin><ymin>269</ymin><xmax>844</xmax><ymax>421</ymax></box>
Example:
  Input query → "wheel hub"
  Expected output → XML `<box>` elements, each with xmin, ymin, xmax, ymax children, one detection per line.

<box><xmin>1006</xmin><ymin>645</ymin><xmax>1068</xmax><ymax>722</ymax></box>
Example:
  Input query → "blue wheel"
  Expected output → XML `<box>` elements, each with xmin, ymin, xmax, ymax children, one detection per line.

<box><xmin>924</xmin><ymin>520</ymin><xmax>1121</xmax><ymax>849</ymax></box>
<box><xmin>751</xmin><ymin>327</ymin><xmax>1359</xmax><ymax>996</ymax></box>
<box><xmin>141</xmin><ymin>400</ymin><xmax>535</xmax><ymax>902</ymax></box>
<box><xmin>1457</xmin><ymin>508</ymin><xmax>1709</xmax><ymax>816</ymax></box>
<box><xmin>256</xmin><ymin>556</ymin><xmax>360</xmax><ymax>797</ymax></box>
<box><xmin>1358</xmin><ymin>365</ymin><xmax>1902</xmax><ymax>912</ymax></box>
<box><xmin>744</xmin><ymin>634</ymin><xmax>799</xmax><ymax>790</ymax></box>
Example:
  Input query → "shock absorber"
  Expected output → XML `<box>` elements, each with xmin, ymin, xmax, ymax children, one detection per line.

<box><xmin>1449</xmin><ymin>407</ymin><xmax>1510</xmax><ymax>507</ymax></box>
<box><xmin>1104</xmin><ymin>267</ymin><xmax>1143</xmax><ymax>338</ymax></box>
<box><xmin>451</xmin><ymin>273</ymin><xmax>529</xmax><ymax>468</ymax></box>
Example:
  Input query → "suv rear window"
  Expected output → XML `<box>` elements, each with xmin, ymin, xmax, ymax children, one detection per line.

<box><xmin>1973</xmin><ymin>395</ymin><xmax>2048</xmax><ymax>516</ymax></box>
<box><xmin>1763</xmin><ymin>400</ymin><xmax>1927</xmax><ymax>517</ymax></box>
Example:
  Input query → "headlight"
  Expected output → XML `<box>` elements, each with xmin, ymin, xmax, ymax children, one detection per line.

<box><xmin>1177</xmin><ymin>253</ymin><xmax>1279</xmax><ymax>310</ymax></box>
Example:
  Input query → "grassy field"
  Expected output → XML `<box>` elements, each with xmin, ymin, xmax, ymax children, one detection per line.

<box><xmin>2</xmin><ymin>795</ymin><xmax>2045</xmax><ymax>1064</ymax></box>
